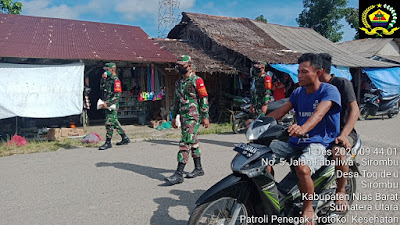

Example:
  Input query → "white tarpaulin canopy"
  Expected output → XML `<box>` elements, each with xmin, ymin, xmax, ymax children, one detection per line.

<box><xmin>0</xmin><ymin>62</ymin><xmax>84</xmax><ymax>120</ymax></box>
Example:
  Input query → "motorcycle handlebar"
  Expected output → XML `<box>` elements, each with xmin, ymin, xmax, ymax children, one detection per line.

<box><xmin>282</xmin><ymin>126</ymin><xmax>309</xmax><ymax>138</ymax></box>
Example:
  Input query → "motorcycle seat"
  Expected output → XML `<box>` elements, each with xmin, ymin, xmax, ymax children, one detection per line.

<box><xmin>382</xmin><ymin>94</ymin><xmax>399</xmax><ymax>101</ymax></box>
<box><xmin>267</xmin><ymin>98</ymin><xmax>289</xmax><ymax>113</ymax></box>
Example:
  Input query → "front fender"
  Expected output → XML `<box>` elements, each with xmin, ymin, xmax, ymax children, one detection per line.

<box><xmin>234</xmin><ymin>112</ymin><xmax>247</xmax><ymax>119</ymax></box>
<box><xmin>196</xmin><ymin>174</ymin><xmax>248</xmax><ymax>205</ymax></box>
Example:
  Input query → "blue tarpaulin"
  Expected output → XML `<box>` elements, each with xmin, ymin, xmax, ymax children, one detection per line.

<box><xmin>270</xmin><ymin>64</ymin><xmax>300</xmax><ymax>83</ymax></box>
<box><xmin>363</xmin><ymin>67</ymin><xmax>400</xmax><ymax>96</ymax></box>
<box><xmin>270</xmin><ymin>64</ymin><xmax>352</xmax><ymax>83</ymax></box>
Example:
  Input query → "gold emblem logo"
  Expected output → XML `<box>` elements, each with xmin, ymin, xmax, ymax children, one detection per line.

<box><xmin>360</xmin><ymin>3</ymin><xmax>399</xmax><ymax>37</ymax></box>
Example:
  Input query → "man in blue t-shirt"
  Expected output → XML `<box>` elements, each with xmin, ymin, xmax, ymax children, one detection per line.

<box><xmin>267</xmin><ymin>53</ymin><xmax>341</xmax><ymax>224</ymax></box>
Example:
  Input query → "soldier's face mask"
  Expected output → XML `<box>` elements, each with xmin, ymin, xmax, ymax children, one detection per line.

<box><xmin>251</xmin><ymin>67</ymin><xmax>261</xmax><ymax>77</ymax></box>
<box><xmin>176</xmin><ymin>64</ymin><xmax>189</xmax><ymax>75</ymax></box>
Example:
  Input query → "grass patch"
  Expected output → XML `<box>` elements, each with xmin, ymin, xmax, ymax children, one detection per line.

<box><xmin>0</xmin><ymin>138</ymin><xmax>98</xmax><ymax>157</ymax></box>
<box><xmin>0</xmin><ymin>123</ymin><xmax>233</xmax><ymax>157</ymax></box>
<box><xmin>163</xmin><ymin>132</ymin><xmax>180</xmax><ymax>139</ymax></box>
<box><xmin>199</xmin><ymin>123</ymin><xmax>232</xmax><ymax>135</ymax></box>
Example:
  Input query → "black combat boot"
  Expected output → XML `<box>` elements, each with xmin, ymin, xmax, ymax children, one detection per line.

<box><xmin>98</xmin><ymin>138</ymin><xmax>112</xmax><ymax>150</ymax></box>
<box><xmin>186</xmin><ymin>157</ymin><xmax>204</xmax><ymax>178</ymax></box>
<box><xmin>165</xmin><ymin>163</ymin><xmax>185</xmax><ymax>185</ymax></box>
<box><xmin>116</xmin><ymin>133</ymin><xmax>130</xmax><ymax>145</ymax></box>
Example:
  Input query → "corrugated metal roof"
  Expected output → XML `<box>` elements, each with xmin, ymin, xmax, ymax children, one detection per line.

<box><xmin>251</xmin><ymin>20</ymin><xmax>398</xmax><ymax>68</ymax></box>
<box><xmin>376</xmin><ymin>54</ymin><xmax>400</xmax><ymax>64</ymax></box>
<box><xmin>0</xmin><ymin>14</ymin><xmax>176</xmax><ymax>63</ymax></box>
<box><xmin>337</xmin><ymin>38</ymin><xmax>393</xmax><ymax>58</ymax></box>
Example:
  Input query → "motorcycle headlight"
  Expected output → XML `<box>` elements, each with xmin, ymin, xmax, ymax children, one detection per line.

<box><xmin>246</xmin><ymin>123</ymin><xmax>269</xmax><ymax>141</ymax></box>
<box><xmin>247</xmin><ymin>132</ymin><xmax>256</xmax><ymax>141</ymax></box>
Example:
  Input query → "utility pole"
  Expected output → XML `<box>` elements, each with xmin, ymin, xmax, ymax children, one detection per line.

<box><xmin>158</xmin><ymin>0</ymin><xmax>180</xmax><ymax>38</ymax></box>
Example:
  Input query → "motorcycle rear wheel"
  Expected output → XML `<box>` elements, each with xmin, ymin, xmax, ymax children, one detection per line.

<box><xmin>317</xmin><ymin>168</ymin><xmax>357</xmax><ymax>224</ymax></box>
<box><xmin>188</xmin><ymin>197</ymin><xmax>254</xmax><ymax>225</ymax></box>
<box><xmin>345</xmin><ymin>172</ymin><xmax>357</xmax><ymax>206</ymax></box>
<box><xmin>358</xmin><ymin>107</ymin><xmax>368</xmax><ymax>120</ymax></box>
<box><xmin>388</xmin><ymin>104</ymin><xmax>399</xmax><ymax>118</ymax></box>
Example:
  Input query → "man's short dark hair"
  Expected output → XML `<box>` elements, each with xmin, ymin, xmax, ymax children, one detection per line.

<box><xmin>318</xmin><ymin>53</ymin><xmax>332</xmax><ymax>74</ymax></box>
<box><xmin>297</xmin><ymin>53</ymin><xmax>323</xmax><ymax>71</ymax></box>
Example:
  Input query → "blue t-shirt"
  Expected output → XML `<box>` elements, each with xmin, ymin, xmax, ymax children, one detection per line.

<box><xmin>289</xmin><ymin>83</ymin><xmax>341</xmax><ymax>148</ymax></box>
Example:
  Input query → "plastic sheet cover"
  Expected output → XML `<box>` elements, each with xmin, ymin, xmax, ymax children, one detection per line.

<box><xmin>363</xmin><ymin>67</ymin><xmax>400</xmax><ymax>96</ymax></box>
<box><xmin>270</xmin><ymin>64</ymin><xmax>352</xmax><ymax>83</ymax></box>
<box><xmin>0</xmin><ymin>62</ymin><xmax>84</xmax><ymax>119</ymax></box>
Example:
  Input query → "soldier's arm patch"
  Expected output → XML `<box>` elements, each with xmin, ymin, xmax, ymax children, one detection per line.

<box><xmin>114</xmin><ymin>80</ymin><xmax>122</xmax><ymax>93</ymax></box>
<box><xmin>196</xmin><ymin>77</ymin><xmax>208</xmax><ymax>98</ymax></box>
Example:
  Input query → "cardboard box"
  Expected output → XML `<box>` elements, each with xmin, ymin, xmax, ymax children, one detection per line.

<box><xmin>150</xmin><ymin>120</ymin><xmax>161</xmax><ymax>128</ymax></box>
<box><xmin>47</xmin><ymin>128</ymin><xmax>85</xmax><ymax>141</ymax></box>
<box><xmin>61</xmin><ymin>128</ymin><xmax>85</xmax><ymax>137</ymax></box>
<box><xmin>47</xmin><ymin>128</ymin><xmax>63</xmax><ymax>141</ymax></box>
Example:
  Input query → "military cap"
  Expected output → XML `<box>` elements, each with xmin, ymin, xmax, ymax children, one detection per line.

<box><xmin>104</xmin><ymin>62</ymin><xmax>116</xmax><ymax>68</ymax></box>
<box><xmin>176</xmin><ymin>55</ymin><xmax>192</xmax><ymax>65</ymax></box>
<box><xmin>254</xmin><ymin>61</ymin><xmax>267</xmax><ymax>68</ymax></box>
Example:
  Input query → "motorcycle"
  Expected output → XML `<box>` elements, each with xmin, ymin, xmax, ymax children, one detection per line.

<box><xmin>232</xmin><ymin>97</ymin><xmax>253</xmax><ymax>134</ymax></box>
<box><xmin>188</xmin><ymin>116</ymin><xmax>362</xmax><ymax>225</ymax></box>
<box><xmin>232</xmin><ymin>98</ymin><xmax>294</xmax><ymax>134</ymax></box>
<box><xmin>359</xmin><ymin>88</ymin><xmax>400</xmax><ymax>120</ymax></box>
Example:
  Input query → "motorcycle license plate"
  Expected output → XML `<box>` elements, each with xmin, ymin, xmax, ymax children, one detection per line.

<box><xmin>234</xmin><ymin>143</ymin><xmax>260</xmax><ymax>158</ymax></box>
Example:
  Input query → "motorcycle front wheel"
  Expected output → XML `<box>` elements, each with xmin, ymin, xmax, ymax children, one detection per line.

<box><xmin>232</xmin><ymin>118</ymin><xmax>247</xmax><ymax>134</ymax></box>
<box><xmin>188</xmin><ymin>197</ymin><xmax>254</xmax><ymax>225</ymax></box>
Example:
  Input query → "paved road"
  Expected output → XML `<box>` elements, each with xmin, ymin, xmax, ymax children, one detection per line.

<box><xmin>0</xmin><ymin>115</ymin><xmax>399</xmax><ymax>225</ymax></box>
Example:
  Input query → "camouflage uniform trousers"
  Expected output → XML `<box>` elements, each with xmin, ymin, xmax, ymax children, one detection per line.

<box><xmin>105</xmin><ymin>109</ymin><xmax>125</xmax><ymax>139</ymax></box>
<box><xmin>178</xmin><ymin>117</ymin><xmax>201</xmax><ymax>164</ymax></box>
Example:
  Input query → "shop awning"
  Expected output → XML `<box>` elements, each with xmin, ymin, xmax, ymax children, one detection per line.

<box><xmin>363</xmin><ymin>67</ymin><xmax>400</xmax><ymax>96</ymax></box>
<box><xmin>270</xmin><ymin>64</ymin><xmax>352</xmax><ymax>83</ymax></box>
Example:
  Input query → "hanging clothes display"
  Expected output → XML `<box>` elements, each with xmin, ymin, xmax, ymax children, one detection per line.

<box><xmin>136</xmin><ymin>64</ymin><xmax>165</xmax><ymax>101</ymax></box>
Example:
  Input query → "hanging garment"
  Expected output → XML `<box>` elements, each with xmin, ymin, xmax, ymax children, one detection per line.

<box><xmin>151</xmin><ymin>64</ymin><xmax>155</xmax><ymax>94</ymax></box>
<box><xmin>147</xmin><ymin>65</ymin><xmax>150</xmax><ymax>92</ymax></box>
<box><xmin>155</xmin><ymin>67</ymin><xmax>160</xmax><ymax>92</ymax></box>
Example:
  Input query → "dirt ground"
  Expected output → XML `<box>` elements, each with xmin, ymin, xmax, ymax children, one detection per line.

<box><xmin>85</xmin><ymin>123</ymin><xmax>182</xmax><ymax>143</ymax></box>
<box><xmin>83</xmin><ymin>121</ymin><xmax>230</xmax><ymax>143</ymax></box>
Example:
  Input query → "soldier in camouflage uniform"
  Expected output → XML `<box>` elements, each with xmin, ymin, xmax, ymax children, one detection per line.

<box><xmin>98</xmin><ymin>62</ymin><xmax>130</xmax><ymax>150</ymax></box>
<box><xmin>250</xmin><ymin>61</ymin><xmax>272</xmax><ymax>116</ymax></box>
<box><xmin>165</xmin><ymin>55</ymin><xmax>210</xmax><ymax>185</ymax></box>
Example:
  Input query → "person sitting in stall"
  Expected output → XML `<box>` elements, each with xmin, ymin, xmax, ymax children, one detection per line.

<box><xmin>272</xmin><ymin>76</ymin><xmax>286</xmax><ymax>101</ymax></box>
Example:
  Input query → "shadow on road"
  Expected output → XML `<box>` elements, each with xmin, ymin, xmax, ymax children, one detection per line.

<box><xmin>360</xmin><ymin>116</ymin><xmax>392</xmax><ymax>121</ymax></box>
<box><xmin>150</xmin><ymin>189</ymin><xmax>205</xmax><ymax>225</ymax></box>
<box><xmin>95</xmin><ymin>162</ymin><xmax>175</xmax><ymax>181</ymax></box>
<box><xmin>145</xmin><ymin>134</ymin><xmax>240</xmax><ymax>148</ymax></box>
<box><xmin>145</xmin><ymin>139</ymin><xmax>180</xmax><ymax>146</ymax></box>
<box><xmin>96</xmin><ymin>162</ymin><xmax>206</xmax><ymax>224</ymax></box>
<box><xmin>199</xmin><ymin>138</ymin><xmax>237</xmax><ymax>148</ymax></box>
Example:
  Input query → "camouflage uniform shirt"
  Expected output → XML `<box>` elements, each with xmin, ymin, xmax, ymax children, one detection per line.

<box><xmin>171</xmin><ymin>73</ymin><xmax>209</xmax><ymax>121</ymax></box>
<box><xmin>252</xmin><ymin>73</ymin><xmax>272</xmax><ymax>113</ymax></box>
<box><xmin>101</xmin><ymin>75</ymin><xmax>121</xmax><ymax>108</ymax></box>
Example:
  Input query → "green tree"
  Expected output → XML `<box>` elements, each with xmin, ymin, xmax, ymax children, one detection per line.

<box><xmin>343</xmin><ymin>7</ymin><xmax>359</xmax><ymax>39</ymax></box>
<box><xmin>0</xmin><ymin>0</ymin><xmax>22</xmax><ymax>14</ymax></box>
<box><xmin>255</xmin><ymin>15</ymin><xmax>268</xmax><ymax>23</ymax></box>
<box><xmin>296</xmin><ymin>0</ymin><xmax>349</xmax><ymax>42</ymax></box>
